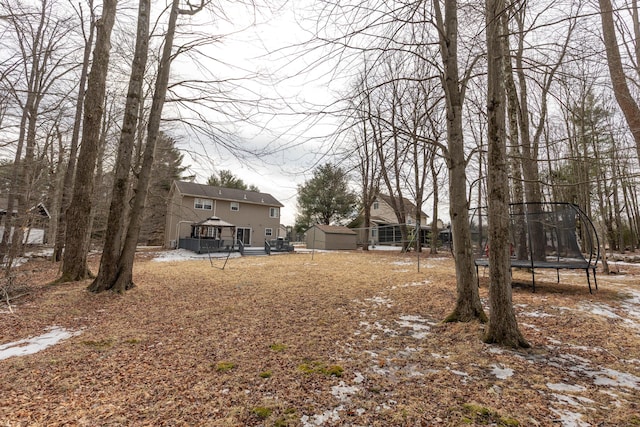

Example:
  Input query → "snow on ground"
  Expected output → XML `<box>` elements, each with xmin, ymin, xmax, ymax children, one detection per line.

<box><xmin>0</xmin><ymin>326</ymin><xmax>82</xmax><ymax>360</ymax></box>
<box><xmin>4</xmin><ymin>247</ymin><xmax>640</xmax><ymax>426</ymax></box>
<box><xmin>152</xmin><ymin>248</ymin><xmax>242</xmax><ymax>262</ymax></box>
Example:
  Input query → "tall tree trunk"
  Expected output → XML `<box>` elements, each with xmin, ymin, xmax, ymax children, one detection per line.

<box><xmin>58</xmin><ymin>0</ymin><xmax>118</xmax><ymax>282</ymax></box>
<box><xmin>107</xmin><ymin>0</ymin><xmax>201</xmax><ymax>292</ymax></box>
<box><xmin>598</xmin><ymin>0</ymin><xmax>640</xmax><ymax>163</ymax></box>
<box><xmin>483</xmin><ymin>0</ymin><xmax>528</xmax><ymax>348</ymax></box>
<box><xmin>89</xmin><ymin>0</ymin><xmax>150</xmax><ymax>293</ymax></box>
<box><xmin>430</xmin><ymin>155</ymin><xmax>439</xmax><ymax>254</ymax></box>
<box><xmin>435</xmin><ymin>0</ymin><xmax>486</xmax><ymax>323</ymax></box>
<box><xmin>502</xmin><ymin>13</ymin><xmax>527</xmax><ymax>261</ymax></box>
<box><xmin>53</xmin><ymin>1</ymin><xmax>95</xmax><ymax>263</ymax></box>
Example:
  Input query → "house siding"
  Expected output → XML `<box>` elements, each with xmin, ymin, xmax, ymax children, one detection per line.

<box><xmin>164</xmin><ymin>181</ymin><xmax>283</xmax><ymax>248</ymax></box>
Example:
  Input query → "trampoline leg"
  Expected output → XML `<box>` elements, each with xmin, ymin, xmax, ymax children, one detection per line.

<box><xmin>593</xmin><ymin>268</ymin><xmax>598</xmax><ymax>291</ymax></box>
<box><xmin>556</xmin><ymin>269</ymin><xmax>560</xmax><ymax>283</ymax></box>
<box><xmin>586</xmin><ymin>269</ymin><xmax>592</xmax><ymax>294</ymax></box>
<box><xmin>531</xmin><ymin>269</ymin><xmax>536</xmax><ymax>293</ymax></box>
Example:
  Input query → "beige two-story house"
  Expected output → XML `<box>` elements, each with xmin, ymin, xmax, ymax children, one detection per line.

<box><xmin>164</xmin><ymin>180</ymin><xmax>284</xmax><ymax>249</ymax></box>
<box><xmin>363</xmin><ymin>194</ymin><xmax>429</xmax><ymax>245</ymax></box>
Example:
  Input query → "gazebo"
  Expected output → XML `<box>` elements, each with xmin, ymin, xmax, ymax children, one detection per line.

<box><xmin>179</xmin><ymin>217</ymin><xmax>236</xmax><ymax>253</ymax></box>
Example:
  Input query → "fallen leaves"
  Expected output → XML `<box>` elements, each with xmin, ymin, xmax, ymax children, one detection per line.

<box><xmin>0</xmin><ymin>250</ymin><xmax>639</xmax><ymax>426</ymax></box>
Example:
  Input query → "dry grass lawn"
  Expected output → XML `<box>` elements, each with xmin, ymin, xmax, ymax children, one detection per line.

<box><xmin>1</xmin><ymin>249</ymin><xmax>640</xmax><ymax>426</ymax></box>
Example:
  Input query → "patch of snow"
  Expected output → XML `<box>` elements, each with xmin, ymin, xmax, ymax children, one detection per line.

<box><xmin>331</xmin><ymin>381</ymin><xmax>359</xmax><ymax>401</ymax></box>
<box><xmin>491</xmin><ymin>364</ymin><xmax>514</xmax><ymax>379</ymax></box>
<box><xmin>580</xmin><ymin>302</ymin><xmax>621</xmax><ymax>319</ymax></box>
<box><xmin>591</xmin><ymin>367</ymin><xmax>640</xmax><ymax>388</ymax></box>
<box><xmin>398</xmin><ymin>280</ymin><xmax>431</xmax><ymax>288</ymax></box>
<box><xmin>373</xmin><ymin>321</ymin><xmax>399</xmax><ymax>336</ymax></box>
<box><xmin>395</xmin><ymin>315</ymin><xmax>433</xmax><ymax>339</ymax></box>
<box><xmin>365</xmin><ymin>296</ymin><xmax>393</xmax><ymax>307</ymax></box>
<box><xmin>520</xmin><ymin>322</ymin><xmax>541</xmax><ymax>331</ymax></box>
<box><xmin>431</xmin><ymin>353</ymin><xmax>450</xmax><ymax>359</ymax></box>
<box><xmin>520</xmin><ymin>310</ymin><xmax>554</xmax><ymax>318</ymax></box>
<box><xmin>391</xmin><ymin>260</ymin><xmax>414</xmax><ymax>266</ymax></box>
<box><xmin>301</xmin><ymin>406</ymin><xmax>343</xmax><ymax>426</ymax></box>
<box><xmin>552</xmin><ymin>394</ymin><xmax>595</xmax><ymax>406</ymax></box>
<box><xmin>550</xmin><ymin>407</ymin><xmax>590</xmax><ymax>427</ymax></box>
<box><xmin>353</xmin><ymin>372</ymin><xmax>365</xmax><ymax>384</ymax></box>
<box><xmin>0</xmin><ymin>326</ymin><xmax>82</xmax><ymax>360</ymax></box>
<box><xmin>448</xmin><ymin>368</ymin><xmax>469</xmax><ymax>377</ymax></box>
<box><xmin>544</xmin><ymin>352</ymin><xmax>640</xmax><ymax>390</ymax></box>
<box><xmin>547</xmin><ymin>383</ymin><xmax>587</xmax><ymax>392</ymax></box>
<box><xmin>152</xmin><ymin>249</ymin><xmax>241</xmax><ymax>262</ymax></box>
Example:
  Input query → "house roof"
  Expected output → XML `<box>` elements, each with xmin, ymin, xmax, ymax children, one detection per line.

<box><xmin>311</xmin><ymin>224</ymin><xmax>357</xmax><ymax>235</ymax></box>
<box><xmin>173</xmin><ymin>181</ymin><xmax>284</xmax><ymax>207</ymax></box>
<box><xmin>377</xmin><ymin>194</ymin><xmax>428</xmax><ymax>218</ymax></box>
<box><xmin>0</xmin><ymin>199</ymin><xmax>50</xmax><ymax>218</ymax></box>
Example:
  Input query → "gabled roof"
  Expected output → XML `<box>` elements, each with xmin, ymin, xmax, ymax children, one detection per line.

<box><xmin>311</xmin><ymin>224</ymin><xmax>357</xmax><ymax>235</ymax></box>
<box><xmin>377</xmin><ymin>194</ymin><xmax>428</xmax><ymax>218</ymax></box>
<box><xmin>194</xmin><ymin>216</ymin><xmax>235</xmax><ymax>227</ymax></box>
<box><xmin>0</xmin><ymin>199</ymin><xmax>50</xmax><ymax>218</ymax></box>
<box><xmin>173</xmin><ymin>181</ymin><xmax>284</xmax><ymax>207</ymax></box>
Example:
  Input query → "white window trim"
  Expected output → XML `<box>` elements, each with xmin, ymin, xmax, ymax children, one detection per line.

<box><xmin>269</xmin><ymin>207</ymin><xmax>279</xmax><ymax>218</ymax></box>
<box><xmin>230</xmin><ymin>202</ymin><xmax>239</xmax><ymax>211</ymax></box>
<box><xmin>195</xmin><ymin>198</ymin><xmax>213</xmax><ymax>210</ymax></box>
<box><xmin>265</xmin><ymin>228</ymin><xmax>273</xmax><ymax>237</ymax></box>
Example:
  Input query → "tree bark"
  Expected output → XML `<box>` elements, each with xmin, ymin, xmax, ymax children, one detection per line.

<box><xmin>58</xmin><ymin>0</ymin><xmax>118</xmax><ymax>282</ymax></box>
<box><xmin>598</xmin><ymin>0</ymin><xmax>640</xmax><ymax>164</ymax></box>
<box><xmin>53</xmin><ymin>0</ymin><xmax>95</xmax><ymax>263</ymax></box>
<box><xmin>483</xmin><ymin>0</ymin><xmax>528</xmax><ymax>348</ymax></box>
<box><xmin>108</xmin><ymin>0</ymin><xmax>192</xmax><ymax>292</ymax></box>
<box><xmin>435</xmin><ymin>0</ymin><xmax>486</xmax><ymax>324</ymax></box>
<box><xmin>89</xmin><ymin>0</ymin><xmax>150</xmax><ymax>293</ymax></box>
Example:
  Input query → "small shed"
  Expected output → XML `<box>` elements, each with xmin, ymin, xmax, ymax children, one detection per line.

<box><xmin>306</xmin><ymin>224</ymin><xmax>357</xmax><ymax>250</ymax></box>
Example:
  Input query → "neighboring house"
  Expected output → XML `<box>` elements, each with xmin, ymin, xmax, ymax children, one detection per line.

<box><xmin>305</xmin><ymin>224</ymin><xmax>357</xmax><ymax>250</ymax></box>
<box><xmin>357</xmin><ymin>194</ymin><xmax>429</xmax><ymax>246</ymax></box>
<box><xmin>0</xmin><ymin>199</ymin><xmax>50</xmax><ymax>244</ymax></box>
<box><xmin>165</xmin><ymin>180</ymin><xmax>284</xmax><ymax>249</ymax></box>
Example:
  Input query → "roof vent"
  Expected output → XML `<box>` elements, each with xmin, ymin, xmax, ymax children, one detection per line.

<box><xmin>243</xmin><ymin>194</ymin><xmax>247</xmax><ymax>199</ymax></box>
<box><xmin>218</xmin><ymin>189</ymin><xmax>222</xmax><ymax>195</ymax></box>
<box><xmin>261</xmin><ymin>198</ymin><xmax>264</xmax><ymax>203</ymax></box>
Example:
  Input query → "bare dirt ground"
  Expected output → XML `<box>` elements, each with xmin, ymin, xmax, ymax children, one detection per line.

<box><xmin>1</xmin><ymin>249</ymin><xmax>639</xmax><ymax>426</ymax></box>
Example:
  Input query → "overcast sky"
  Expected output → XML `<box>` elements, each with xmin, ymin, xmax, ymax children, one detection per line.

<box><xmin>168</xmin><ymin>1</ymin><xmax>346</xmax><ymax>226</ymax></box>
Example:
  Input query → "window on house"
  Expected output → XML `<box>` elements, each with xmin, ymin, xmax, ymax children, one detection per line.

<box><xmin>372</xmin><ymin>229</ymin><xmax>378</xmax><ymax>238</ymax></box>
<box><xmin>269</xmin><ymin>207</ymin><xmax>279</xmax><ymax>218</ymax></box>
<box><xmin>265</xmin><ymin>228</ymin><xmax>273</xmax><ymax>237</ymax></box>
<box><xmin>195</xmin><ymin>198</ymin><xmax>213</xmax><ymax>210</ymax></box>
<box><xmin>230</xmin><ymin>202</ymin><xmax>239</xmax><ymax>211</ymax></box>
<box><xmin>373</xmin><ymin>201</ymin><xmax>379</xmax><ymax>210</ymax></box>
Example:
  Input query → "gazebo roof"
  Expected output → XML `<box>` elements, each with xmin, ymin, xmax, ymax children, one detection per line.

<box><xmin>193</xmin><ymin>217</ymin><xmax>235</xmax><ymax>228</ymax></box>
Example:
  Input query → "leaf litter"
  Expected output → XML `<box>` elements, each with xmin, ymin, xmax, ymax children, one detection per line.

<box><xmin>0</xmin><ymin>249</ymin><xmax>639</xmax><ymax>426</ymax></box>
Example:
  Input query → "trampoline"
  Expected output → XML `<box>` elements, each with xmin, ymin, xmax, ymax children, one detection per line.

<box><xmin>471</xmin><ymin>202</ymin><xmax>600</xmax><ymax>293</ymax></box>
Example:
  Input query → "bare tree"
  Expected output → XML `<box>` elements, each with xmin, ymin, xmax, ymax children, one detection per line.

<box><xmin>89</xmin><ymin>0</ymin><xmax>150</xmax><ymax>293</ymax></box>
<box><xmin>434</xmin><ymin>0</ymin><xmax>486</xmax><ymax>323</ymax></box>
<box><xmin>91</xmin><ymin>0</ymin><xmax>206</xmax><ymax>293</ymax></box>
<box><xmin>59</xmin><ymin>0</ymin><xmax>118</xmax><ymax>282</ymax></box>
<box><xmin>52</xmin><ymin>0</ymin><xmax>96</xmax><ymax>262</ymax></box>
<box><xmin>0</xmin><ymin>0</ymin><xmax>76</xmax><ymax>268</ymax></box>
<box><xmin>483</xmin><ymin>0</ymin><xmax>528</xmax><ymax>348</ymax></box>
<box><xmin>598</xmin><ymin>0</ymin><xmax>640</xmax><ymax>164</ymax></box>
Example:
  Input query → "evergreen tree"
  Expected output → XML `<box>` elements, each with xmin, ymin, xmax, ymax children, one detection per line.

<box><xmin>139</xmin><ymin>133</ymin><xmax>185</xmax><ymax>245</ymax></box>
<box><xmin>296</xmin><ymin>163</ymin><xmax>357</xmax><ymax>228</ymax></box>
<box><xmin>207</xmin><ymin>169</ymin><xmax>259</xmax><ymax>192</ymax></box>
